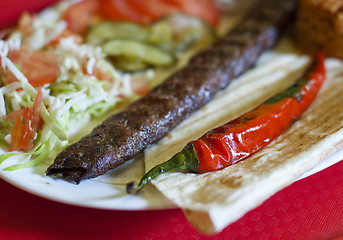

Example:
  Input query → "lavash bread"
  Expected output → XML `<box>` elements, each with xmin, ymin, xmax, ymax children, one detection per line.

<box><xmin>295</xmin><ymin>0</ymin><xmax>343</xmax><ymax>59</ymax></box>
<box><xmin>144</xmin><ymin>39</ymin><xmax>343</xmax><ymax>234</ymax></box>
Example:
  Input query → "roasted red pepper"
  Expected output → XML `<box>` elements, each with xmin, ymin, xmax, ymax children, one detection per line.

<box><xmin>127</xmin><ymin>53</ymin><xmax>326</xmax><ymax>193</ymax></box>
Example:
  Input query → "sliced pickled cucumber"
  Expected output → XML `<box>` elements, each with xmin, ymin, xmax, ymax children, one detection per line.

<box><xmin>86</xmin><ymin>21</ymin><xmax>150</xmax><ymax>45</ymax></box>
<box><xmin>86</xmin><ymin>15</ymin><xmax>216</xmax><ymax>53</ymax></box>
<box><xmin>109</xmin><ymin>56</ymin><xmax>148</xmax><ymax>72</ymax></box>
<box><xmin>151</xmin><ymin>13</ymin><xmax>217</xmax><ymax>53</ymax></box>
<box><xmin>148</xmin><ymin>22</ymin><xmax>173</xmax><ymax>45</ymax></box>
<box><xmin>87</xmin><ymin>14</ymin><xmax>216</xmax><ymax>72</ymax></box>
<box><xmin>102</xmin><ymin>39</ymin><xmax>175</xmax><ymax>67</ymax></box>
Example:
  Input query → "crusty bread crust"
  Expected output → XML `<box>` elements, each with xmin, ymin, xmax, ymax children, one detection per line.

<box><xmin>295</xmin><ymin>0</ymin><xmax>343</xmax><ymax>59</ymax></box>
<box><xmin>147</xmin><ymin>41</ymin><xmax>343</xmax><ymax>234</ymax></box>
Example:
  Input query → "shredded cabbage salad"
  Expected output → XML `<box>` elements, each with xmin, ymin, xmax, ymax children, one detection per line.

<box><xmin>0</xmin><ymin>1</ymin><xmax>152</xmax><ymax>170</ymax></box>
<box><xmin>0</xmin><ymin>0</ymin><xmax>217</xmax><ymax>171</ymax></box>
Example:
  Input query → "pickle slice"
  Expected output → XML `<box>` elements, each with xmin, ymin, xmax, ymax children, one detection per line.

<box><xmin>87</xmin><ymin>15</ymin><xmax>216</xmax><ymax>72</ymax></box>
<box><xmin>102</xmin><ymin>39</ymin><xmax>175</xmax><ymax>67</ymax></box>
<box><xmin>108</xmin><ymin>56</ymin><xmax>148</xmax><ymax>72</ymax></box>
<box><xmin>151</xmin><ymin>13</ymin><xmax>217</xmax><ymax>53</ymax></box>
<box><xmin>86</xmin><ymin>21</ymin><xmax>150</xmax><ymax>45</ymax></box>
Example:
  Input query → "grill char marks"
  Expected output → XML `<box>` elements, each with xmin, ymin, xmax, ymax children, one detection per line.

<box><xmin>46</xmin><ymin>0</ymin><xmax>297</xmax><ymax>183</ymax></box>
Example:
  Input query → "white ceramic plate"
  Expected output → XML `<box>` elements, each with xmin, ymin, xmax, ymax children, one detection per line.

<box><xmin>0</xmin><ymin>146</ymin><xmax>342</xmax><ymax>210</ymax></box>
<box><xmin>0</xmin><ymin>160</ymin><xmax>176</xmax><ymax>210</ymax></box>
<box><xmin>2</xmin><ymin>47</ymin><xmax>343</xmax><ymax>211</ymax></box>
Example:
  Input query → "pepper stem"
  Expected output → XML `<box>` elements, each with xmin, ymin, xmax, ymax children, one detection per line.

<box><xmin>126</xmin><ymin>144</ymin><xmax>198</xmax><ymax>194</ymax></box>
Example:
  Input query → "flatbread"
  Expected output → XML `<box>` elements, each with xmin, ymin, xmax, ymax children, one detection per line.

<box><xmin>145</xmin><ymin>38</ymin><xmax>308</xmax><ymax>171</ymax></box>
<box><xmin>144</xmin><ymin>38</ymin><xmax>343</xmax><ymax>234</ymax></box>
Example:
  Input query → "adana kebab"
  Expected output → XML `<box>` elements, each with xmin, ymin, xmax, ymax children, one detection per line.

<box><xmin>46</xmin><ymin>0</ymin><xmax>297</xmax><ymax>183</ymax></box>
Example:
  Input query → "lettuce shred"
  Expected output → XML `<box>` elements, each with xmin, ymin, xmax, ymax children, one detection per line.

<box><xmin>0</xmin><ymin>1</ymin><xmax>145</xmax><ymax>171</ymax></box>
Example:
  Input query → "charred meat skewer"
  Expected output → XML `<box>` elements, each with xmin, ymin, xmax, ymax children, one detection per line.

<box><xmin>46</xmin><ymin>0</ymin><xmax>297</xmax><ymax>183</ymax></box>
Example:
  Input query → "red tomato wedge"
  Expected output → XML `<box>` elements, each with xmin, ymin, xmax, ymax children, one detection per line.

<box><xmin>98</xmin><ymin>0</ymin><xmax>219</xmax><ymax>26</ymax></box>
<box><xmin>18</xmin><ymin>12</ymin><xmax>35</xmax><ymax>36</ymax></box>
<box><xmin>99</xmin><ymin>0</ymin><xmax>147</xmax><ymax>24</ymax></box>
<box><xmin>7</xmin><ymin>89</ymin><xmax>43</xmax><ymax>152</ymax></box>
<box><xmin>49</xmin><ymin>29</ymin><xmax>83</xmax><ymax>45</ymax></box>
<box><xmin>126</xmin><ymin>0</ymin><xmax>179</xmax><ymax>23</ymax></box>
<box><xmin>7</xmin><ymin>108</ymin><xmax>30</xmax><ymax>151</ymax></box>
<box><xmin>7</xmin><ymin>49</ymin><xmax>59</xmax><ymax>88</ymax></box>
<box><xmin>165</xmin><ymin>0</ymin><xmax>220</xmax><ymax>26</ymax></box>
<box><xmin>64</xmin><ymin>0</ymin><xmax>100</xmax><ymax>34</ymax></box>
<box><xmin>64</xmin><ymin>0</ymin><xmax>220</xmax><ymax>31</ymax></box>
<box><xmin>130</xmin><ymin>76</ymin><xmax>151</xmax><ymax>96</ymax></box>
<box><xmin>31</xmin><ymin>88</ymin><xmax>43</xmax><ymax>133</ymax></box>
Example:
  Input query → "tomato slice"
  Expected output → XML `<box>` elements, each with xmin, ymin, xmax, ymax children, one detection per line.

<box><xmin>130</xmin><ymin>76</ymin><xmax>151</xmax><ymax>96</ymax></box>
<box><xmin>64</xmin><ymin>0</ymin><xmax>219</xmax><ymax>32</ymax></box>
<box><xmin>31</xmin><ymin>88</ymin><xmax>43</xmax><ymax>133</ymax></box>
<box><xmin>7</xmin><ymin>89</ymin><xmax>43</xmax><ymax>152</ymax></box>
<box><xmin>99</xmin><ymin>0</ymin><xmax>147</xmax><ymax>24</ymax></box>
<box><xmin>7</xmin><ymin>49</ymin><xmax>59</xmax><ymax>88</ymax></box>
<box><xmin>64</xmin><ymin>0</ymin><xmax>100</xmax><ymax>34</ymax></box>
<box><xmin>99</xmin><ymin>0</ymin><xmax>219</xmax><ymax>26</ymax></box>
<box><xmin>50</xmin><ymin>29</ymin><xmax>83</xmax><ymax>45</ymax></box>
<box><xmin>8</xmin><ymin>108</ymin><xmax>28</xmax><ymax>151</ymax></box>
<box><xmin>18</xmin><ymin>12</ymin><xmax>35</xmax><ymax>36</ymax></box>
<box><xmin>127</xmin><ymin>0</ymin><xmax>178</xmax><ymax>23</ymax></box>
<box><xmin>165</xmin><ymin>0</ymin><xmax>220</xmax><ymax>26</ymax></box>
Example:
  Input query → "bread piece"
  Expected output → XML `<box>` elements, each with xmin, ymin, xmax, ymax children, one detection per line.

<box><xmin>145</xmin><ymin>41</ymin><xmax>343</xmax><ymax>234</ymax></box>
<box><xmin>295</xmin><ymin>0</ymin><xmax>343</xmax><ymax>59</ymax></box>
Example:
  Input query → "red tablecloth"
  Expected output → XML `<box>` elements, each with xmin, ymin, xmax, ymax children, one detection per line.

<box><xmin>1</xmin><ymin>160</ymin><xmax>343</xmax><ymax>240</ymax></box>
<box><xmin>1</xmin><ymin>1</ymin><xmax>343</xmax><ymax>239</ymax></box>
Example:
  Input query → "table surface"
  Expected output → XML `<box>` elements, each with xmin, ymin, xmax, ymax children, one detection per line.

<box><xmin>1</xmin><ymin>1</ymin><xmax>343</xmax><ymax>239</ymax></box>
<box><xmin>0</xmin><ymin>160</ymin><xmax>343</xmax><ymax>240</ymax></box>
